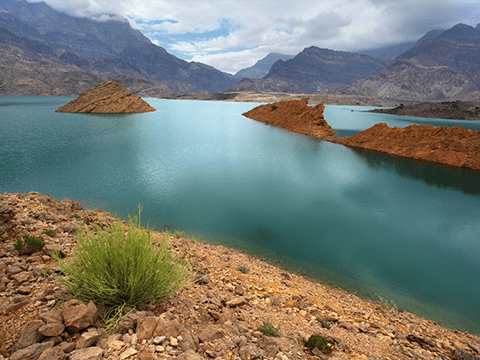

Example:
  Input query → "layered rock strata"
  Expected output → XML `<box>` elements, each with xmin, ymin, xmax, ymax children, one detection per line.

<box><xmin>334</xmin><ymin>123</ymin><xmax>480</xmax><ymax>171</ymax></box>
<box><xmin>56</xmin><ymin>81</ymin><xmax>156</xmax><ymax>113</ymax></box>
<box><xmin>242</xmin><ymin>98</ymin><xmax>336</xmax><ymax>138</ymax></box>
<box><xmin>1</xmin><ymin>191</ymin><xmax>480</xmax><ymax>359</ymax></box>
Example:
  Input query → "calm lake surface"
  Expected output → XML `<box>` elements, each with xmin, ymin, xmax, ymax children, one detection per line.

<box><xmin>1</xmin><ymin>96</ymin><xmax>480</xmax><ymax>334</ymax></box>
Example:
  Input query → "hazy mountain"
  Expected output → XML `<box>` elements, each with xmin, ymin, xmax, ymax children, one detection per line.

<box><xmin>234</xmin><ymin>53</ymin><xmax>294</xmax><ymax>79</ymax></box>
<box><xmin>0</xmin><ymin>0</ymin><xmax>237</xmax><ymax>95</ymax></box>
<box><xmin>261</xmin><ymin>46</ymin><xmax>386</xmax><ymax>93</ymax></box>
<box><xmin>345</xmin><ymin>24</ymin><xmax>480</xmax><ymax>100</ymax></box>
<box><xmin>357</xmin><ymin>30</ymin><xmax>443</xmax><ymax>62</ymax></box>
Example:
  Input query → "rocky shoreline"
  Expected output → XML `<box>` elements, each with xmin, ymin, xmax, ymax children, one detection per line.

<box><xmin>1</xmin><ymin>191</ymin><xmax>480</xmax><ymax>360</ymax></box>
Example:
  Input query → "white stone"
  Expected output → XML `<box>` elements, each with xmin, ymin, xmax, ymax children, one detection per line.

<box><xmin>119</xmin><ymin>347</ymin><xmax>137</xmax><ymax>359</ymax></box>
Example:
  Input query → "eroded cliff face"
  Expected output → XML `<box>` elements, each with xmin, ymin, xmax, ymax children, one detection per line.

<box><xmin>55</xmin><ymin>81</ymin><xmax>156</xmax><ymax>113</ymax></box>
<box><xmin>334</xmin><ymin>123</ymin><xmax>480</xmax><ymax>171</ymax></box>
<box><xmin>242</xmin><ymin>98</ymin><xmax>336</xmax><ymax>138</ymax></box>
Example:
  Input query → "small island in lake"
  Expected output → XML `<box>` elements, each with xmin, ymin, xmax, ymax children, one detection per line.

<box><xmin>56</xmin><ymin>81</ymin><xmax>156</xmax><ymax>114</ymax></box>
<box><xmin>244</xmin><ymin>99</ymin><xmax>480</xmax><ymax>171</ymax></box>
<box><xmin>242</xmin><ymin>98</ymin><xmax>336</xmax><ymax>138</ymax></box>
<box><xmin>368</xmin><ymin>101</ymin><xmax>480</xmax><ymax>120</ymax></box>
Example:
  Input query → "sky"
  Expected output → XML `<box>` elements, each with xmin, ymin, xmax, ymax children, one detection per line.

<box><xmin>36</xmin><ymin>0</ymin><xmax>480</xmax><ymax>74</ymax></box>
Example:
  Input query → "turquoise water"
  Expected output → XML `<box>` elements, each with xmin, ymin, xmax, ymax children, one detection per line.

<box><xmin>1</xmin><ymin>96</ymin><xmax>480</xmax><ymax>334</ymax></box>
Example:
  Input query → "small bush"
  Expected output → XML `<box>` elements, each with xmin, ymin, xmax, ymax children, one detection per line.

<box><xmin>270</xmin><ymin>105</ymin><xmax>278</xmax><ymax>110</ymax></box>
<box><xmin>236</xmin><ymin>265</ymin><xmax>249</xmax><ymax>274</ymax></box>
<box><xmin>15</xmin><ymin>234</ymin><xmax>45</xmax><ymax>255</ymax></box>
<box><xmin>42</xmin><ymin>230</ymin><xmax>56</xmax><ymax>237</ymax></box>
<box><xmin>72</xmin><ymin>214</ymin><xmax>82</xmax><ymax>220</ymax></box>
<box><xmin>316</xmin><ymin>316</ymin><xmax>331</xmax><ymax>329</ymax></box>
<box><xmin>53</xmin><ymin>207</ymin><xmax>191</xmax><ymax>308</ymax></box>
<box><xmin>305</xmin><ymin>334</ymin><xmax>332</xmax><ymax>353</ymax></box>
<box><xmin>174</xmin><ymin>231</ymin><xmax>184</xmax><ymax>239</ymax></box>
<box><xmin>259</xmin><ymin>319</ymin><xmax>280</xmax><ymax>337</ymax></box>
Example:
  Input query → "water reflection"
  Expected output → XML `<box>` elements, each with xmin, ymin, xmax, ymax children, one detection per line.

<box><xmin>349</xmin><ymin>147</ymin><xmax>480</xmax><ymax>196</ymax></box>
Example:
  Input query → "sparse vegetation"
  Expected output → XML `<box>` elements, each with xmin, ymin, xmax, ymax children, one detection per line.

<box><xmin>174</xmin><ymin>230</ymin><xmax>184</xmax><ymax>239</ymax></box>
<box><xmin>42</xmin><ymin>229</ymin><xmax>56</xmax><ymax>237</ymax></box>
<box><xmin>14</xmin><ymin>233</ymin><xmax>45</xmax><ymax>255</ymax></box>
<box><xmin>376</xmin><ymin>293</ymin><xmax>398</xmax><ymax>311</ymax></box>
<box><xmin>316</xmin><ymin>316</ymin><xmax>332</xmax><ymax>329</ymax></box>
<box><xmin>53</xmin><ymin>206</ymin><xmax>191</xmax><ymax>308</ymax></box>
<box><xmin>259</xmin><ymin>319</ymin><xmax>280</xmax><ymax>337</ymax></box>
<box><xmin>271</xmin><ymin>105</ymin><xmax>278</xmax><ymax>110</ymax></box>
<box><xmin>305</xmin><ymin>334</ymin><xmax>332</xmax><ymax>353</ymax></box>
<box><xmin>72</xmin><ymin>214</ymin><xmax>82</xmax><ymax>220</ymax></box>
<box><xmin>236</xmin><ymin>265</ymin><xmax>249</xmax><ymax>274</ymax></box>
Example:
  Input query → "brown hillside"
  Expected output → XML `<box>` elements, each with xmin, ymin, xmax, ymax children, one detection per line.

<box><xmin>56</xmin><ymin>81</ymin><xmax>156</xmax><ymax>113</ymax></box>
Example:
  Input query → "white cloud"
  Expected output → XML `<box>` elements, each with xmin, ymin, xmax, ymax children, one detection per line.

<box><xmin>34</xmin><ymin>0</ymin><xmax>480</xmax><ymax>73</ymax></box>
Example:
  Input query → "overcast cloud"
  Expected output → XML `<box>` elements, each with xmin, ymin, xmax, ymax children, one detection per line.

<box><xmin>33</xmin><ymin>0</ymin><xmax>480</xmax><ymax>74</ymax></box>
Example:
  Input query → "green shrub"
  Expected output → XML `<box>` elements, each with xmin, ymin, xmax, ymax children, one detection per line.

<box><xmin>15</xmin><ymin>234</ymin><xmax>45</xmax><ymax>255</ymax></box>
<box><xmin>271</xmin><ymin>105</ymin><xmax>278</xmax><ymax>110</ymax></box>
<box><xmin>73</xmin><ymin>214</ymin><xmax>82</xmax><ymax>220</ymax></box>
<box><xmin>305</xmin><ymin>334</ymin><xmax>332</xmax><ymax>353</ymax></box>
<box><xmin>42</xmin><ymin>230</ymin><xmax>56</xmax><ymax>237</ymax></box>
<box><xmin>174</xmin><ymin>231</ymin><xmax>184</xmax><ymax>239</ymax></box>
<box><xmin>258</xmin><ymin>319</ymin><xmax>280</xmax><ymax>337</ymax></box>
<box><xmin>236</xmin><ymin>265</ymin><xmax>249</xmax><ymax>274</ymax></box>
<box><xmin>52</xmin><ymin>208</ymin><xmax>191</xmax><ymax>308</ymax></box>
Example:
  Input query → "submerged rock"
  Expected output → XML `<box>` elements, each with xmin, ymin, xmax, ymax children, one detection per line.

<box><xmin>56</xmin><ymin>81</ymin><xmax>156</xmax><ymax>114</ymax></box>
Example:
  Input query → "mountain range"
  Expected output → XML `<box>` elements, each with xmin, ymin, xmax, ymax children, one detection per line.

<box><xmin>0</xmin><ymin>0</ymin><xmax>237</xmax><ymax>96</ymax></box>
<box><xmin>233</xmin><ymin>24</ymin><xmax>480</xmax><ymax>101</ymax></box>
<box><xmin>1</xmin><ymin>0</ymin><xmax>479</xmax><ymax>101</ymax></box>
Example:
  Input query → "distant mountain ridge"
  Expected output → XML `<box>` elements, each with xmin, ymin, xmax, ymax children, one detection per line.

<box><xmin>234</xmin><ymin>53</ymin><xmax>294</xmax><ymax>79</ymax></box>
<box><xmin>230</xmin><ymin>46</ymin><xmax>386</xmax><ymax>93</ymax></box>
<box><xmin>357</xmin><ymin>29</ymin><xmax>443</xmax><ymax>62</ymax></box>
<box><xmin>346</xmin><ymin>23</ymin><xmax>480</xmax><ymax>100</ymax></box>
<box><xmin>0</xmin><ymin>0</ymin><xmax>238</xmax><ymax>96</ymax></box>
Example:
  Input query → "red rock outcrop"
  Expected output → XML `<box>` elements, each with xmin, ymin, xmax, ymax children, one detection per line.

<box><xmin>334</xmin><ymin>123</ymin><xmax>480</xmax><ymax>171</ymax></box>
<box><xmin>56</xmin><ymin>81</ymin><xmax>156</xmax><ymax>113</ymax></box>
<box><xmin>242</xmin><ymin>98</ymin><xmax>336</xmax><ymax>138</ymax></box>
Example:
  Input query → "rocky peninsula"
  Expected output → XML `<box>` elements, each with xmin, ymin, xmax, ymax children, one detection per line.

<box><xmin>244</xmin><ymin>99</ymin><xmax>480</xmax><ymax>171</ymax></box>
<box><xmin>56</xmin><ymin>81</ymin><xmax>156</xmax><ymax>114</ymax></box>
<box><xmin>367</xmin><ymin>101</ymin><xmax>480</xmax><ymax>120</ymax></box>
<box><xmin>1</xmin><ymin>191</ymin><xmax>480</xmax><ymax>360</ymax></box>
<box><xmin>242</xmin><ymin>99</ymin><xmax>336</xmax><ymax>138</ymax></box>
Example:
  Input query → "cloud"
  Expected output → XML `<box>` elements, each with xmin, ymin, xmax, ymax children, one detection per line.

<box><xmin>34</xmin><ymin>0</ymin><xmax>480</xmax><ymax>73</ymax></box>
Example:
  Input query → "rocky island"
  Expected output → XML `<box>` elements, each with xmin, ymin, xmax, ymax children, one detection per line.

<box><xmin>242</xmin><ymin>98</ymin><xmax>336</xmax><ymax>138</ymax></box>
<box><xmin>56</xmin><ymin>81</ymin><xmax>156</xmax><ymax>114</ymax></box>
<box><xmin>1</xmin><ymin>191</ymin><xmax>480</xmax><ymax>360</ymax></box>
<box><xmin>244</xmin><ymin>99</ymin><xmax>480</xmax><ymax>171</ymax></box>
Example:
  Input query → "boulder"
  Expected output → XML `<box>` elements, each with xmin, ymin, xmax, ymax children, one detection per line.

<box><xmin>69</xmin><ymin>347</ymin><xmax>104</xmax><ymax>360</ymax></box>
<box><xmin>11</xmin><ymin>320</ymin><xmax>45</xmax><ymax>353</ymax></box>
<box><xmin>61</xmin><ymin>300</ymin><xmax>98</xmax><ymax>333</ymax></box>
<box><xmin>10</xmin><ymin>341</ymin><xmax>54</xmax><ymax>360</ymax></box>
